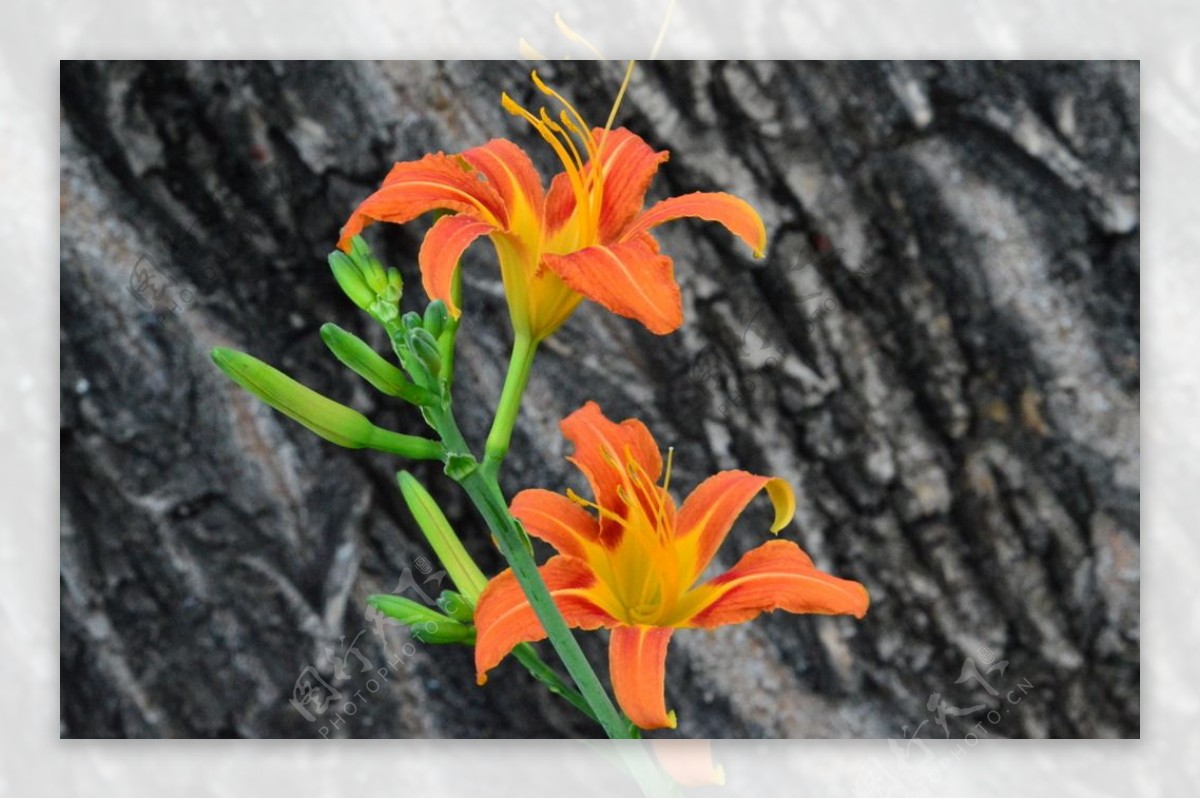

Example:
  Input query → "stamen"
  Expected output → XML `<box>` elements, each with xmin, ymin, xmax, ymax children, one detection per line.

<box><xmin>653</xmin><ymin>446</ymin><xmax>675</xmax><ymax>542</ymax></box>
<box><xmin>540</xmin><ymin>109</ymin><xmax>585</xmax><ymax>173</ymax></box>
<box><xmin>553</xmin><ymin>12</ymin><xmax>606</xmax><ymax>60</ymax></box>
<box><xmin>530</xmin><ymin>71</ymin><xmax>603</xmax><ymax>242</ymax></box>
<box><xmin>625</xmin><ymin>453</ymin><xmax>671</xmax><ymax>541</ymax></box>
<box><xmin>601</xmin><ymin>60</ymin><xmax>637</xmax><ymax>142</ymax></box>
<box><xmin>540</xmin><ymin>109</ymin><xmax>593</xmax><ymax>231</ymax></box>
<box><xmin>502</xmin><ymin>90</ymin><xmax>590</xmax><ymax>232</ymax></box>
<box><xmin>566</xmin><ymin>487</ymin><xmax>630</xmax><ymax>529</ymax></box>
<box><xmin>649</xmin><ymin>0</ymin><xmax>677</xmax><ymax>60</ymax></box>
<box><xmin>533</xmin><ymin>71</ymin><xmax>599</xmax><ymax>160</ymax></box>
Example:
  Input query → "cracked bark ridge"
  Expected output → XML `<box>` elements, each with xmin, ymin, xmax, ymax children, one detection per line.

<box><xmin>60</xmin><ymin>60</ymin><xmax>1138</xmax><ymax>738</ymax></box>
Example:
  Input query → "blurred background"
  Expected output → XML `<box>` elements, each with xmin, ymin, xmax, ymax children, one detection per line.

<box><xmin>59</xmin><ymin>60</ymin><xmax>1138</xmax><ymax>738</ymax></box>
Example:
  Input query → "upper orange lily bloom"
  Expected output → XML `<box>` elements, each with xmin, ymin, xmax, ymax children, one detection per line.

<box><xmin>473</xmin><ymin>402</ymin><xmax>870</xmax><ymax>730</ymax></box>
<box><xmin>337</xmin><ymin>68</ymin><xmax>766</xmax><ymax>341</ymax></box>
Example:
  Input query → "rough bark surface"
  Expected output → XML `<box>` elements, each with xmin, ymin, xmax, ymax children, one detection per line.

<box><xmin>59</xmin><ymin>60</ymin><xmax>1139</xmax><ymax>739</ymax></box>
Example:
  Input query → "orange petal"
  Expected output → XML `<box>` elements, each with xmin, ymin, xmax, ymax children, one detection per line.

<box><xmin>592</xmin><ymin>127</ymin><xmax>670</xmax><ymax>242</ymax></box>
<box><xmin>542</xmin><ymin>171</ymin><xmax>576</xmax><ymax>238</ymax></box>
<box><xmin>560</xmin><ymin>401</ymin><xmax>662</xmax><ymax>545</ymax></box>
<box><xmin>541</xmin><ymin>234</ymin><xmax>683</xmax><ymax>335</ymax></box>
<box><xmin>676</xmin><ymin>470</ymin><xmax>795</xmax><ymax>582</ymax></box>
<box><xmin>544</xmin><ymin>129</ymin><xmax>669</xmax><ymax>242</ymax></box>
<box><xmin>337</xmin><ymin>152</ymin><xmax>506</xmax><ymax>250</ymax></box>
<box><xmin>678</xmin><ymin>539</ymin><xmax>869</xmax><ymax>628</ymax></box>
<box><xmin>474</xmin><ymin>556</ymin><xmax>618</xmax><ymax>684</ymax></box>
<box><xmin>462</xmin><ymin>139</ymin><xmax>545</xmax><ymax>229</ymax></box>
<box><xmin>626</xmin><ymin>191</ymin><xmax>767</xmax><ymax>257</ymax></box>
<box><xmin>418</xmin><ymin>214</ymin><xmax>495</xmax><ymax>317</ymax></box>
<box><xmin>610</xmin><ymin>625</ymin><xmax>677</xmax><ymax>730</ymax></box>
<box><xmin>510</xmin><ymin>488</ymin><xmax>600</xmax><ymax>560</ymax></box>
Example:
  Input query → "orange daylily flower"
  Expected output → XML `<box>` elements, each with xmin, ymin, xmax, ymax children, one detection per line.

<box><xmin>473</xmin><ymin>402</ymin><xmax>870</xmax><ymax>730</ymax></box>
<box><xmin>337</xmin><ymin>67</ymin><xmax>766</xmax><ymax>341</ymax></box>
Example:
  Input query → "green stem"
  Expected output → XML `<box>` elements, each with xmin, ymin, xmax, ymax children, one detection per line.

<box><xmin>481</xmin><ymin>333</ymin><xmax>536</xmax><ymax>480</ymax></box>
<box><xmin>439</xmin><ymin>269</ymin><xmax>462</xmax><ymax>390</ymax></box>
<box><xmin>459</xmin><ymin>464</ymin><xmax>631</xmax><ymax>739</ymax></box>
<box><xmin>512</xmin><ymin>644</ymin><xmax>598</xmax><ymax>723</ymax></box>
<box><xmin>431</xmin><ymin>409</ymin><xmax>632</xmax><ymax>739</ymax></box>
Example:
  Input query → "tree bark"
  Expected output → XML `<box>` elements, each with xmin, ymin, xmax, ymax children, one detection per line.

<box><xmin>60</xmin><ymin>60</ymin><xmax>1139</xmax><ymax>738</ymax></box>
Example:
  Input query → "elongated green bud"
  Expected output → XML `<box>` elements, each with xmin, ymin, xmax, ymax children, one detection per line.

<box><xmin>396</xmin><ymin>471</ymin><xmax>488</xmax><ymax>603</ymax></box>
<box><xmin>328</xmin><ymin>251</ymin><xmax>376</xmax><ymax>312</ymax></box>
<box><xmin>348</xmin><ymin>235</ymin><xmax>390</xmax><ymax>292</ymax></box>
<box><xmin>437</xmin><ymin>590</ymin><xmax>475</xmax><ymax>623</ymax></box>
<box><xmin>319</xmin><ymin>324</ymin><xmax>439</xmax><ymax>406</ymax></box>
<box><xmin>423</xmin><ymin>300</ymin><xmax>449</xmax><ymax>339</ymax></box>
<box><xmin>407</xmin><ymin>327</ymin><xmax>442</xmax><ymax>376</ymax></box>
<box><xmin>367</xmin><ymin>594</ymin><xmax>475</xmax><ymax>645</ymax></box>
<box><xmin>211</xmin><ymin>348</ymin><xmax>443</xmax><ymax>459</ymax></box>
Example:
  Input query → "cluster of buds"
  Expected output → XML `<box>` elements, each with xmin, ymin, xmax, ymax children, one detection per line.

<box><xmin>325</xmin><ymin>235</ymin><xmax>457</xmax><ymax>405</ymax></box>
<box><xmin>327</xmin><ymin>235</ymin><xmax>403</xmax><ymax>325</ymax></box>
<box><xmin>210</xmin><ymin>237</ymin><xmax>460</xmax><ymax>460</ymax></box>
<box><xmin>215</xmin><ymin>235</ymin><xmax>487</xmax><ymax>652</ymax></box>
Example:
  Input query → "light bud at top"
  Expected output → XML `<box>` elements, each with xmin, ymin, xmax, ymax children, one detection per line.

<box><xmin>330</xmin><ymin>236</ymin><xmax>403</xmax><ymax>323</ymax></box>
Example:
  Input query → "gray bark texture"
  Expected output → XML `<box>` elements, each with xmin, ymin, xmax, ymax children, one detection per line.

<box><xmin>60</xmin><ymin>60</ymin><xmax>1139</xmax><ymax>739</ymax></box>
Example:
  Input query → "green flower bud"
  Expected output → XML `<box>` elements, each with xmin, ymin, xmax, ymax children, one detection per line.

<box><xmin>397</xmin><ymin>471</ymin><xmax>488</xmax><ymax>603</ymax></box>
<box><xmin>367</xmin><ymin>594</ymin><xmax>475</xmax><ymax>645</ymax></box>
<box><xmin>372</xmin><ymin>300</ymin><xmax>400</xmax><ymax>324</ymax></box>
<box><xmin>211</xmin><ymin>348</ymin><xmax>442</xmax><ymax>459</ymax></box>
<box><xmin>401</xmin><ymin>311</ymin><xmax>423</xmax><ymax>332</ymax></box>
<box><xmin>423</xmin><ymin>300</ymin><xmax>449</xmax><ymax>339</ymax></box>
<box><xmin>407</xmin><ymin>327</ymin><xmax>442</xmax><ymax>377</ymax></box>
<box><xmin>347</xmin><ymin>235</ymin><xmax>387</xmax><ymax>287</ymax></box>
<box><xmin>437</xmin><ymin>590</ymin><xmax>475</xmax><ymax>623</ymax></box>
<box><xmin>328</xmin><ymin>251</ymin><xmax>376</xmax><ymax>312</ymax></box>
<box><xmin>332</xmin><ymin>237</ymin><xmax>401</xmax><ymax>319</ymax></box>
<box><xmin>319</xmin><ymin>324</ymin><xmax>439</xmax><ymax>406</ymax></box>
<box><xmin>385</xmin><ymin>268</ymin><xmax>403</xmax><ymax>303</ymax></box>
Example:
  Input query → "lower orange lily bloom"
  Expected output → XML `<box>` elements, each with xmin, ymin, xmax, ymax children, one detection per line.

<box><xmin>473</xmin><ymin>402</ymin><xmax>870</xmax><ymax>730</ymax></box>
<box><xmin>338</xmin><ymin>67</ymin><xmax>766</xmax><ymax>341</ymax></box>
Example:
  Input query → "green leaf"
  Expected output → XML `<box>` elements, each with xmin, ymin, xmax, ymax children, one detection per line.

<box><xmin>397</xmin><ymin>471</ymin><xmax>488</xmax><ymax>603</ymax></box>
<box><xmin>211</xmin><ymin>347</ymin><xmax>442</xmax><ymax>460</ymax></box>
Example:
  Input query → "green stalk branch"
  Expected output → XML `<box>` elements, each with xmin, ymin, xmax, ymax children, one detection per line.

<box><xmin>481</xmin><ymin>333</ymin><xmax>537</xmax><ymax>480</ymax></box>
